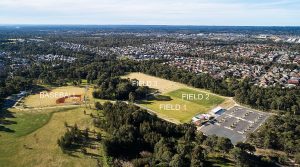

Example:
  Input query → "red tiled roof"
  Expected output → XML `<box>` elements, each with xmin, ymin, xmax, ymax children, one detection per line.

<box><xmin>288</xmin><ymin>80</ymin><xmax>299</xmax><ymax>85</ymax></box>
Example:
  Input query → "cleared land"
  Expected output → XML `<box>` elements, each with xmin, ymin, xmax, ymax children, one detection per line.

<box><xmin>0</xmin><ymin>106</ymin><xmax>107</xmax><ymax>167</ymax></box>
<box><xmin>139</xmin><ymin>88</ymin><xmax>224</xmax><ymax>123</ymax></box>
<box><xmin>23</xmin><ymin>86</ymin><xmax>86</xmax><ymax>108</ymax></box>
<box><xmin>124</xmin><ymin>73</ymin><xmax>227</xmax><ymax>123</ymax></box>
<box><xmin>0</xmin><ymin>84</ymin><xmax>108</xmax><ymax>167</ymax></box>
<box><xmin>124</xmin><ymin>72</ymin><xmax>184</xmax><ymax>93</ymax></box>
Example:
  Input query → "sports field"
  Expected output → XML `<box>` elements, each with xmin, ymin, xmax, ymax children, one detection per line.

<box><xmin>124</xmin><ymin>73</ymin><xmax>228</xmax><ymax>123</ymax></box>
<box><xmin>124</xmin><ymin>72</ymin><xmax>184</xmax><ymax>93</ymax></box>
<box><xmin>22</xmin><ymin>86</ymin><xmax>90</xmax><ymax>108</ymax></box>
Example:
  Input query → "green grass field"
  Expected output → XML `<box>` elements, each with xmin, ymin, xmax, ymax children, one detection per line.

<box><xmin>2</xmin><ymin>111</ymin><xmax>52</xmax><ymax>137</ymax></box>
<box><xmin>0</xmin><ymin>107</ymin><xmax>108</xmax><ymax>167</ymax></box>
<box><xmin>138</xmin><ymin>88</ymin><xmax>224</xmax><ymax>123</ymax></box>
<box><xmin>0</xmin><ymin>82</ymin><xmax>109</xmax><ymax>167</ymax></box>
<box><xmin>125</xmin><ymin>72</ymin><xmax>230</xmax><ymax>123</ymax></box>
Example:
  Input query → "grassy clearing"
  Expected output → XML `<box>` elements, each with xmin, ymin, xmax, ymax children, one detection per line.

<box><xmin>0</xmin><ymin>107</ymin><xmax>107</xmax><ymax>167</ymax></box>
<box><xmin>138</xmin><ymin>88</ymin><xmax>224</xmax><ymax>123</ymax></box>
<box><xmin>167</xmin><ymin>88</ymin><xmax>224</xmax><ymax>106</ymax></box>
<box><xmin>124</xmin><ymin>73</ymin><xmax>229</xmax><ymax>123</ymax></box>
<box><xmin>206</xmin><ymin>153</ymin><xmax>235</xmax><ymax>167</ymax></box>
<box><xmin>23</xmin><ymin>86</ymin><xmax>86</xmax><ymax>108</ymax></box>
<box><xmin>124</xmin><ymin>72</ymin><xmax>231</xmax><ymax>98</ymax></box>
<box><xmin>3</xmin><ymin>111</ymin><xmax>52</xmax><ymax>137</ymax></box>
<box><xmin>207</xmin><ymin>157</ymin><xmax>235</xmax><ymax>167</ymax></box>
<box><xmin>123</xmin><ymin>72</ymin><xmax>183</xmax><ymax>93</ymax></box>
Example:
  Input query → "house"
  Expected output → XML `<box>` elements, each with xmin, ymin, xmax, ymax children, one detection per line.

<box><xmin>288</xmin><ymin>78</ymin><xmax>299</xmax><ymax>86</ymax></box>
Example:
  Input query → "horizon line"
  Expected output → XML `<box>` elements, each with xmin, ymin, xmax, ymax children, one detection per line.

<box><xmin>0</xmin><ymin>24</ymin><xmax>300</xmax><ymax>27</ymax></box>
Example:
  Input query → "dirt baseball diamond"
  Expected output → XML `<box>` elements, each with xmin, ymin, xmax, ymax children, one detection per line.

<box><xmin>23</xmin><ymin>86</ymin><xmax>86</xmax><ymax>108</ymax></box>
<box><xmin>56</xmin><ymin>95</ymin><xmax>82</xmax><ymax>104</ymax></box>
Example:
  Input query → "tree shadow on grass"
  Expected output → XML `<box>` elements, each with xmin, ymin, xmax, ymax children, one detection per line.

<box><xmin>137</xmin><ymin>100</ymin><xmax>153</xmax><ymax>105</ymax></box>
<box><xmin>65</xmin><ymin>151</ymin><xmax>80</xmax><ymax>158</ymax></box>
<box><xmin>63</xmin><ymin>143</ymin><xmax>100</xmax><ymax>159</ymax></box>
<box><xmin>0</xmin><ymin>85</ymin><xmax>52</xmax><ymax>134</ymax></box>
<box><xmin>206</xmin><ymin>156</ymin><xmax>234</xmax><ymax>167</ymax></box>
<box><xmin>0</xmin><ymin>125</ymin><xmax>15</xmax><ymax>133</ymax></box>
<box><xmin>153</xmin><ymin>95</ymin><xmax>172</xmax><ymax>101</ymax></box>
<box><xmin>0</xmin><ymin>119</ymin><xmax>17</xmax><ymax>125</ymax></box>
<box><xmin>84</xmin><ymin>151</ymin><xmax>100</xmax><ymax>158</ymax></box>
<box><xmin>66</xmin><ymin>149</ymin><xmax>100</xmax><ymax>159</ymax></box>
<box><xmin>137</xmin><ymin>94</ymin><xmax>173</xmax><ymax>105</ymax></box>
<box><xmin>0</xmin><ymin>108</ymin><xmax>16</xmax><ymax>133</ymax></box>
<box><xmin>145</xmin><ymin>94</ymin><xmax>173</xmax><ymax>101</ymax></box>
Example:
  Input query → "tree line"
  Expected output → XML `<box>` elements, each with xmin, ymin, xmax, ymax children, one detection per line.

<box><xmin>248</xmin><ymin>113</ymin><xmax>300</xmax><ymax>155</ymax></box>
<box><xmin>92</xmin><ymin>77</ymin><xmax>150</xmax><ymax>101</ymax></box>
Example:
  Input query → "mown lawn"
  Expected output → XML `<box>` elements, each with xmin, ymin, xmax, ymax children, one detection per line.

<box><xmin>138</xmin><ymin>88</ymin><xmax>224</xmax><ymax>123</ymax></box>
<box><xmin>167</xmin><ymin>88</ymin><xmax>224</xmax><ymax>107</ymax></box>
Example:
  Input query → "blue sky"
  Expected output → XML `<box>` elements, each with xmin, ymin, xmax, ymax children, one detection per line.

<box><xmin>0</xmin><ymin>0</ymin><xmax>299</xmax><ymax>26</ymax></box>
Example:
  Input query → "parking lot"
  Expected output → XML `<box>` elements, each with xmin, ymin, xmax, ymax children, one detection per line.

<box><xmin>200</xmin><ymin>106</ymin><xmax>270</xmax><ymax>144</ymax></box>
